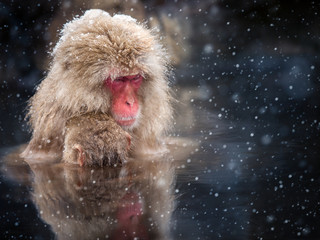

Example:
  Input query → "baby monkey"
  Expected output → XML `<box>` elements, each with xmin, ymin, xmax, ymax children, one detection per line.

<box><xmin>63</xmin><ymin>113</ymin><xmax>131</xmax><ymax>167</ymax></box>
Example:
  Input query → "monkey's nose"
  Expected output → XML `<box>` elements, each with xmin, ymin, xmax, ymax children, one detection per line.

<box><xmin>125</xmin><ymin>98</ymin><xmax>135</xmax><ymax>106</ymax></box>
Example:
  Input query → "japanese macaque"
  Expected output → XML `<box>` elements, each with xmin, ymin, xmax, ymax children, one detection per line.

<box><xmin>20</xmin><ymin>9</ymin><xmax>172</xmax><ymax>165</ymax></box>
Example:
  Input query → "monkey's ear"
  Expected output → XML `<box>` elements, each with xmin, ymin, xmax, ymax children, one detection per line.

<box><xmin>72</xmin><ymin>144</ymin><xmax>85</xmax><ymax>167</ymax></box>
<box><xmin>63</xmin><ymin>61</ymin><xmax>70</xmax><ymax>71</ymax></box>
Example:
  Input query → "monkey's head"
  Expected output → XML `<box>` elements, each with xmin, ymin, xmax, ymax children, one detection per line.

<box><xmin>50</xmin><ymin>9</ymin><xmax>171</xmax><ymax>136</ymax></box>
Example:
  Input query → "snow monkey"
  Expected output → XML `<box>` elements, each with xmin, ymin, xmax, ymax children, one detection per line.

<box><xmin>21</xmin><ymin>9</ymin><xmax>172</xmax><ymax>166</ymax></box>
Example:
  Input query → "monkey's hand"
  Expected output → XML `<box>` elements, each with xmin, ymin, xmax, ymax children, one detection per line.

<box><xmin>63</xmin><ymin>113</ymin><xmax>131</xmax><ymax>167</ymax></box>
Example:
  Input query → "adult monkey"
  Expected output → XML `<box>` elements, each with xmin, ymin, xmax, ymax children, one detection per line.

<box><xmin>21</xmin><ymin>10</ymin><xmax>172</xmax><ymax>166</ymax></box>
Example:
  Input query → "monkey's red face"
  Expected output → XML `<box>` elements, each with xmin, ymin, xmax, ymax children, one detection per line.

<box><xmin>105</xmin><ymin>74</ymin><xmax>143</xmax><ymax>128</ymax></box>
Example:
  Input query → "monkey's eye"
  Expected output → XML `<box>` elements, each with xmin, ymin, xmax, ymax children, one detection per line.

<box><xmin>114</xmin><ymin>77</ymin><xmax>126</xmax><ymax>82</ymax></box>
<box><xmin>131</xmin><ymin>74</ymin><xmax>143</xmax><ymax>83</ymax></box>
<box><xmin>132</xmin><ymin>74</ymin><xmax>141</xmax><ymax>81</ymax></box>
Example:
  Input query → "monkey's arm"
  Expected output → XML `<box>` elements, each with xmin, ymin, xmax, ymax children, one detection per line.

<box><xmin>63</xmin><ymin>113</ymin><xmax>131</xmax><ymax>167</ymax></box>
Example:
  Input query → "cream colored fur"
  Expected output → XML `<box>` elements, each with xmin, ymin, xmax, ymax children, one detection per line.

<box><xmin>21</xmin><ymin>9</ymin><xmax>172</xmax><ymax>159</ymax></box>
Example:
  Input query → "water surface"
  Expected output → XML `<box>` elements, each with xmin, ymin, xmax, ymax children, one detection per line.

<box><xmin>0</xmin><ymin>94</ymin><xmax>319</xmax><ymax>239</ymax></box>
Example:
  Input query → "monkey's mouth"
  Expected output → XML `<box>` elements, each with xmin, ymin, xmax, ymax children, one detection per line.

<box><xmin>114</xmin><ymin>116</ymin><xmax>137</xmax><ymax>126</ymax></box>
<box><xmin>113</xmin><ymin>108</ymin><xmax>140</xmax><ymax>127</ymax></box>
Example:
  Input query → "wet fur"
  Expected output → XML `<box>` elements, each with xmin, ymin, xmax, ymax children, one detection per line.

<box><xmin>63</xmin><ymin>113</ymin><xmax>128</xmax><ymax>166</ymax></box>
<box><xmin>21</xmin><ymin>10</ymin><xmax>172</xmax><ymax>160</ymax></box>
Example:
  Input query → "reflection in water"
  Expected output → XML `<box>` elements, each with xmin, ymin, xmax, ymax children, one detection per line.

<box><xmin>3</xmin><ymin>153</ymin><xmax>176</xmax><ymax>240</ymax></box>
